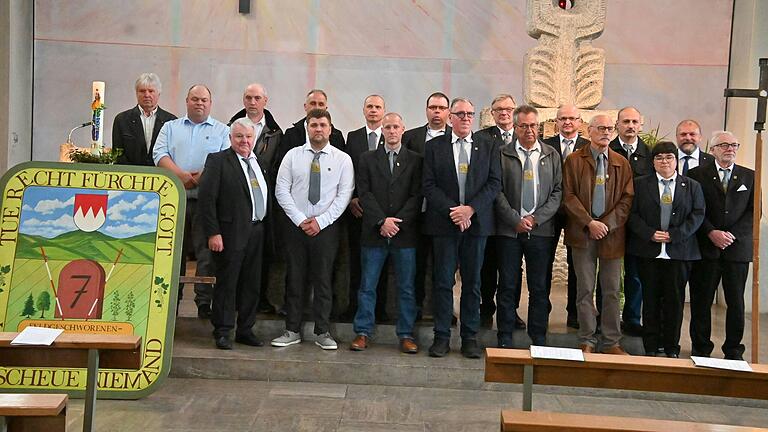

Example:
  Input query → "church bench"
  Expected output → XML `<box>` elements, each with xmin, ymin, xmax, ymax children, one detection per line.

<box><xmin>0</xmin><ymin>393</ymin><xmax>68</xmax><ymax>432</ymax></box>
<box><xmin>500</xmin><ymin>410</ymin><xmax>768</xmax><ymax>432</ymax></box>
<box><xmin>485</xmin><ymin>348</ymin><xmax>768</xmax><ymax>411</ymax></box>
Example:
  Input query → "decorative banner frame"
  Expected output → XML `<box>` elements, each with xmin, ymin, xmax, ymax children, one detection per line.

<box><xmin>0</xmin><ymin>162</ymin><xmax>185</xmax><ymax>399</ymax></box>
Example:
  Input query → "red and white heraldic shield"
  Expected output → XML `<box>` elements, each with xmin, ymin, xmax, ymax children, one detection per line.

<box><xmin>73</xmin><ymin>193</ymin><xmax>108</xmax><ymax>232</ymax></box>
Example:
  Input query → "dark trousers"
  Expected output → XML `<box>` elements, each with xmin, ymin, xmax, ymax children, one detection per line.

<box><xmin>637</xmin><ymin>257</ymin><xmax>690</xmax><ymax>355</ymax></box>
<box><xmin>622</xmin><ymin>254</ymin><xmax>643</xmax><ymax>326</ymax></box>
<box><xmin>432</xmin><ymin>234</ymin><xmax>487</xmax><ymax>339</ymax></box>
<box><xmin>547</xmin><ymin>215</ymin><xmax>577</xmax><ymax>317</ymax></box>
<box><xmin>284</xmin><ymin>222</ymin><xmax>339</xmax><ymax>335</ymax></box>
<box><xmin>414</xmin><ymin>230</ymin><xmax>432</xmax><ymax>314</ymax></box>
<box><xmin>689</xmin><ymin>259</ymin><xmax>749</xmax><ymax>358</ymax></box>
<box><xmin>497</xmin><ymin>235</ymin><xmax>553</xmax><ymax>345</ymax></box>
<box><xmin>481</xmin><ymin>237</ymin><xmax>522</xmax><ymax>319</ymax></box>
<box><xmin>211</xmin><ymin>222</ymin><xmax>265</xmax><ymax>338</ymax></box>
<box><xmin>179</xmin><ymin>198</ymin><xmax>214</xmax><ymax>307</ymax></box>
<box><xmin>347</xmin><ymin>215</ymin><xmax>388</xmax><ymax>317</ymax></box>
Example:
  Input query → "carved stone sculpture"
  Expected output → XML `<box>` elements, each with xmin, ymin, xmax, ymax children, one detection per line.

<box><xmin>524</xmin><ymin>0</ymin><xmax>606</xmax><ymax>109</ymax></box>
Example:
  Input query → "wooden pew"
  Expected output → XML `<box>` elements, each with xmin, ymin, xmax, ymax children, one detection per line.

<box><xmin>485</xmin><ymin>348</ymin><xmax>768</xmax><ymax>411</ymax></box>
<box><xmin>500</xmin><ymin>410</ymin><xmax>768</xmax><ymax>432</ymax></box>
<box><xmin>0</xmin><ymin>394</ymin><xmax>68</xmax><ymax>432</ymax></box>
<box><xmin>0</xmin><ymin>332</ymin><xmax>142</xmax><ymax>432</ymax></box>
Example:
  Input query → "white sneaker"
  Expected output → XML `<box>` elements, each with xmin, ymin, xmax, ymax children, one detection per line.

<box><xmin>315</xmin><ymin>332</ymin><xmax>338</xmax><ymax>350</ymax></box>
<box><xmin>271</xmin><ymin>330</ymin><xmax>301</xmax><ymax>347</ymax></box>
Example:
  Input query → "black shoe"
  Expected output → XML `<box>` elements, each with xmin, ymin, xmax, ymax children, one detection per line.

<box><xmin>215</xmin><ymin>336</ymin><xmax>232</xmax><ymax>350</ymax></box>
<box><xmin>566</xmin><ymin>314</ymin><xmax>579</xmax><ymax>329</ymax></box>
<box><xmin>622</xmin><ymin>322</ymin><xmax>643</xmax><ymax>337</ymax></box>
<box><xmin>514</xmin><ymin>314</ymin><xmax>526</xmax><ymax>330</ymax></box>
<box><xmin>429</xmin><ymin>338</ymin><xmax>450</xmax><ymax>357</ymax></box>
<box><xmin>497</xmin><ymin>335</ymin><xmax>514</xmax><ymax>349</ymax></box>
<box><xmin>277</xmin><ymin>307</ymin><xmax>288</xmax><ymax>317</ymax></box>
<box><xmin>690</xmin><ymin>349</ymin><xmax>710</xmax><ymax>358</ymax></box>
<box><xmin>257</xmin><ymin>302</ymin><xmax>276</xmax><ymax>314</ymax></box>
<box><xmin>656</xmin><ymin>346</ymin><xmax>665</xmax><ymax>354</ymax></box>
<box><xmin>461</xmin><ymin>339</ymin><xmax>482</xmax><ymax>359</ymax></box>
<box><xmin>665</xmin><ymin>352</ymin><xmax>680</xmax><ymax>359</ymax></box>
<box><xmin>198</xmin><ymin>304</ymin><xmax>212</xmax><ymax>319</ymax></box>
<box><xmin>235</xmin><ymin>332</ymin><xmax>264</xmax><ymax>347</ymax></box>
<box><xmin>645</xmin><ymin>351</ymin><xmax>657</xmax><ymax>357</ymax></box>
<box><xmin>725</xmin><ymin>353</ymin><xmax>744</xmax><ymax>361</ymax></box>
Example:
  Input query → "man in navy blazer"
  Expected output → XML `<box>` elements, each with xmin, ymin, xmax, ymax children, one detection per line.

<box><xmin>688</xmin><ymin>131</ymin><xmax>754</xmax><ymax>360</ymax></box>
<box><xmin>626</xmin><ymin>142</ymin><xmax>705</xmax><ymax>358</ymax></box>
<box><xmin>422</xmin><ymin>97</ymin><xmax>502</xmax><ymax>358</ymax></box>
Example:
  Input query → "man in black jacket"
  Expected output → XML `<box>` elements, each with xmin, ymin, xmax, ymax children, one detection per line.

<box><xmin>688</xmin><ymin>131</ymin><xmax>754</xmax><ymax>360</ymax></box>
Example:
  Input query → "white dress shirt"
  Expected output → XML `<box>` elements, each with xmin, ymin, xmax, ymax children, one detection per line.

<box><xmin>275</xmin><ymin>143</ymin><xmax>354</xmax><ymax>230</ymax></box>
<box><xmin>139</xmin><ymin>105</ymin><xmax>158</xmax><ymax>150</ymax></box>
<box><xmin>516</xmin><ymin>142</ymin><xmax>542</xmax><ymax>216</ymax></box>
<box><xmin>426</xmin><ymin>126</ymin><xmax>445</xmax><ymax>142</ymax></box>
<box><xmin>656</xmin><ymin>172</ymin><xmax>677</xmax><ymax>259</ymax></box>
<box><xmin>239</xmin><ymin>152</ymin><xmax>269</xmax><ymax>221</ymax></box>
<box><xmin>619</xmin><ymin>137</ymin><xmax>638</xmax><ymax>155</ymax></box>
<box><xmin>559</xmin><ymin>134</ymin><xmax>578</xmax><ymax>156</ymax></box>
<box><xmin>678</xmin><ymin>147</ymin><xmax>702</xmax><ymax>173</ymax></box>
<box><xmin>252</xmin><ymin>115</ymin><xmax>266</xmax><ymax>143</ymax></box>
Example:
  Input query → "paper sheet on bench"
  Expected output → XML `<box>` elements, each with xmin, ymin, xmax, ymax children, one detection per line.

<box><xmin>10</xmin><ymin>326</ymin><xmax>64</xmax><ymax>345</ymax></box>
<box><xmin>530</xmin><ymin>345</ymin><xmax>585</xmax><ymax>362</ymax></box>
<box><xmin>691</xmin><ymin>356</ymin><xmax>752</xmax><ymax>372</ymax></box>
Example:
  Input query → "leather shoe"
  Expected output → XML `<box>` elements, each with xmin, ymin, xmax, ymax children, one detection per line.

<box><xmin>514</xmin><ymin>314</ymin><xmax>527</xmax><ymax>330</ymax></box>
<box><xmin>690</xmin><ymin>349</ymin><xmax>710</xmax><ymax>358</ymax></box>
<box><xmin>602</xmin><ymin>345</ymin><xmax>629</xmax><ymax>355</ymax></box>
<box><xmin>197</xmin><ymin>304</ymin><xmax>212</xmax><ymax>319</ymax></box>
<box><xmin>215</xmin><ymin>336</ymin><xmax>232</xmax><ymax>350</ymax></box>
<box><xmin>429</xmin><ymin>338</ymin><xmax>450</xmax><ymax>357</ymax></box>
<box><xmin>350</xmin><ymin>335</ymin><xmax>369</xmax><ymax>351</ymax></box>
<box><xmin>234</xmin><ymin>332</ymin><xmax>264</xmax><ymax>347</ymax></box>
<box><xmin>725</xmin><ymin>353</ymin><xmax>744</xmax><ymax>361</ymax></box>
<box><xmin>579</xmin><ymin>344</ymin><xmax>595</xmax><ymax>353</ymax></box>
<box><xmin>400</xmin><ymin>338</ymin><xmax>418</xmax><ymax>354</ymax></box>
<box><xmin>665</xmin><ymin>352</ymin><xmax>679</xmax><ymax>358</ymax></box>
<box><xmin>461</xmin><ymin>339</ymin><xmax>482</xmax><ymax>359</ymax></box>
<box><xmin>566</xmin><ymin>314</ymin><xmax>580</xmax><ymax>329</ymax></box>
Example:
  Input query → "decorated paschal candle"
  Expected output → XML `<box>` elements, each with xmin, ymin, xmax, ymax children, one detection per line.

<box><xmin>91</xmin><ymin>81</ymin><xmax>106</xmax><ymax>155</ymax></box>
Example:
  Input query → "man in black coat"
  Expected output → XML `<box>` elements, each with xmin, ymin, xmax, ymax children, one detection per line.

<box><xmin>542</xmin><ymin>104</ymin><xmax>589</xmax><ymax>329</ymax></box>
<box><xmin>626</xmin><ymin>141</ymin><xmax>705</xmax><ymax>358</ymax></box>
<box><xmin>349</xmin><ymin>112</ymin><xmax>423</xmax><ymax>354</ymax></box>
<box><xmin>423</xmin><ymin>97</ymin><xmax>502</xmax><ymax>359</ymax></box>
<box><xmin>112</xmin><ymin>73</ymin><xmax>176</xmax><ymax>166</ymax></box>
<box><xmin>688</xmin><ymin>131</ymin><xmax>754</xmax><ymax>360</ymax></box>
<box><xmin>198</xmin><ymin>118</ymin><xmax>270</xmax><ymax>350</ymax></box>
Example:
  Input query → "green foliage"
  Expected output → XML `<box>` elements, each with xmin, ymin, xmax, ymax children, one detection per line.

<box><xmin>21</xmin><ymin>293</ymin><xmax>36</xmax><ymax>318</ymax></box>
<box><xmin>639</xmin><ymin>124</ymin><xmax>668</xmax><ymax>148</ymax></box>
<box><xmin>16</xmin><ymin>231</ymin><xmax>155</xmax><ymax>264</ymax></box>
<box><xmin>153</xmin><ymin>276</ymin><xmax>170</xmax><ymax>309</ymax></box>
<box><xmin>36</xmin><ymin>291</ymin><xmax>51</xmax><ymax>318</ymax></box>
<box><xmin>0</xmin><ymin>264</ymin><xmax>9</xmax><ymax>293</ymax></box>
<box><xmin>125</xmin><ymin>291</ymin><xmax>136</xmax><ymax>321</ymax></box>
<box><xmin>110</xmin><ymin>291</ymin><xmax>122</xmax><ymax>320</ymax></box>
<box><xmin>69</xmin><ymin>147</ymin><xmax>123</xmax><ymax>164</ymax></box>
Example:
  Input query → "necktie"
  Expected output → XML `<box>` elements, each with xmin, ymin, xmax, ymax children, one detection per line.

<box><xmin>562</xmin><ymin>139</ymin><xmax>573</xmax><ymax>160</ymax></box>
<box><xmin>389</xmin><ymin>151</ymin><xmax>397</xmax><ymax>174</ymax></box>
<box><xmin>720</xmin><ymin>167</ymin><xmax>731</xmax><ymax>192</ymax></box>
<box><xmin>242</xmin><ymin>157</ymin><xmax>266</xmax><ymax>221</ymax></box>
<box><xmin>368</xmin><ymin>131</ymin><xmax>377</xmax><ymax>151</ymax></box>
<box><xmin>521</xmin><ymin>149</ymin><xmax>535</xmax><ymax>212</ymax></box>
<box><xmin>682</xmin><ymin>155</ymin><xmax>691</xmax><ymax>175</ymax></box>
<box><xmin>660</xmin><ymin>179</ymin><xmax>673</xmax><ymax>230</ymax></box>
<box><xmin>502</xmin><ymin>131</ymin><xmax>512</xmax><ymax>145</ymax></box>
<box><xmin>624</xmin><ymin>143</ymin><xmax>633</xmax><ymax>156</ymax></box>
<box><xmin>308</xmin><ymin>151</ymin><xmax>321</xmax><ymax>205</ymax></box>
<box><xmin>457</xmin><ymin>138</ymin><xmax>469</xmax><ymax>204</ymax></box>
<box><xmin>592</xmin><ymin>153</ymin><xmax>606</xmax><ymax>218</ymax></box>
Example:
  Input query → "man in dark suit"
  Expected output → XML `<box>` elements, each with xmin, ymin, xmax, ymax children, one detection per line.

<box><xmin>688</xmin><ymin>131</ymin><xmax>754</xmax><ymax>360</ymax></box>
<box><xmin>198</xmin><ymin>118</ymin><xmax>269</xmax><ymax>350</ymax></box>
<box><xmin>626</xmin><ymin>141</ymin><xmax>705</xmax><ymax>358</ymax></box>
<box><xmin>402</xmin><ymin>91</ymin><xmax>451</xmax><ymax>319</ymax></box>
<box><xmin>676</xmin><ymin>119</ymin><xmax>714</xmax><ymax>175</ymax></box>
<box><xmin>342</xmin><ymin>95</ymin><xmax>389</xmax><ymax>322</ymax></box>
<box><xmin>609</xmin><ymin>107</ymin><xmax>653</xmax><ymax>337</ymax></box>
<box><xmin>349</xmin><ymin>112</ymin><xmax>423</xmax><ymax>354</ymax></box>
<box><xmin>423</xmin><ymin>97</ymin><xmax>502</xmax><ymax>358</ymax></box>
<box><xmin>542</xmin><ymin>104</ymin><xmax>589</xmax><ymax>329</ymax></box>
<box><xmin>226</xmin><ymin>83</ymin><xmax>283</xmax><ymax>315</ymax></box>
<box><xmin>112</xmin><ymin>73</ymin><xmax>176</xmax><ymax>166</ymax></box>
<box><xmin>477</xmin><ymin>94</ymin><xmax>522</xmax><ymax>330</ymax></box>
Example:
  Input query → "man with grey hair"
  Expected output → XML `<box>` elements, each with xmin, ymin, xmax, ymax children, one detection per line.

<box><xmin>199</xmin><ymin>117</ymin><xmax>270</xmax><ymax>350</ymax></box>
<box><xmin>113</xmin><ymin>72</ymin><xmax>176</xmax><ymax>165</ymax></box>
<box><xmin>688</xmin><ymin>130</ymin><xmax>754</xmax><ymax>360</ymax></box>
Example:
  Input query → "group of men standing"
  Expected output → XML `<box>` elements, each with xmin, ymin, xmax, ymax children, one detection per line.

<box><xmin>111</xmin><ymin>72</ymin><xmax>754</xmax><ymax>360</ymax></box>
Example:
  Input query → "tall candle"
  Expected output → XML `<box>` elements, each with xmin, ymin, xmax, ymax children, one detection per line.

<box><xmin>91</xmin><ymin>81</ymin><xmax>105</xmax><ymax>153</ymax></box>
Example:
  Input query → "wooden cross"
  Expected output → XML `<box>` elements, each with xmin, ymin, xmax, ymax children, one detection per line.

<box><xmin>724</xmin><ymin>58</ymin><xmax>767</xmax><ymax>131</ymax></box>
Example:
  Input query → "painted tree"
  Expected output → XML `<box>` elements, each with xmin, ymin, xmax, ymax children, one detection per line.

<box><xmin>124</xmin><ymin>291</ymin><xmax>135</xmax><ymax>321</ymax></box>
<box><xmin>36</xmin><ymin>291</ymin><xmax>52</xmax><ymax>318</ymax></box>
<box><xmin>110</xmin><ymin>292</ymin><xmax>122</xmax><ymax>320</ymax></box>
<box><xmin>21</xmin><ymin>293</ymin><xmax>36</xmax><ymax>318</ymax></box>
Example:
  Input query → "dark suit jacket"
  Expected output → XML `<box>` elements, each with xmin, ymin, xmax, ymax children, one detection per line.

<box><xmin>478</xmin><ymin>125</ymin><xmax>514</xmax><ymax>146</ymax></box>
<box><xmin>422</xmin><ymin>132</ymin><xmax>502</xmax><ymax>236</ymax></box>
<box><xmin>112</xmin><ymin>106</ymin><xmax>176</xmax><ymax>166</ymax></box>
<box><xmin>688</xmin><ymin>163</ymin><xmax>754</xmax><ymax>262</ymax></box>
<box><xmin>358</xmin><ymin>146</ymin><xmax>423</xmax><ymax>247</ymax></box>
<box><xmin>275</xmin><ymin>117</ymin><xmax>345</xmax><ymax>171</ymax></box>
<box><xmin>198</xmin><ymin>148</ymin><xmax>271</xmax><ymax>255</ymax></box>
<box><xmin>403</xmin><ymin>124</ymin><xmax>452</xmax><ymax>155</ymax></box>
<box><xmin>627</xmin><ymin>173</ymin><xmax>704</xmax><ymax>260</ymax></box>
<box><xmin>681</xmin><ymin>150</ymin><xmax>715</xmax><ymax>173</ymax></box>
<box><xmin>609</xmin><ymin>137</ymin><xmax>653</xmax><ymax>178</ymax></box>
<box><xmin>542</xmin><ymin>134</ymin><xmax>589</xmax><ymax>162</ymax></box>
<box><xmin>346</xmin><ymin>126</ymin><xmax>384</xmax><ymax>197</ymax></box>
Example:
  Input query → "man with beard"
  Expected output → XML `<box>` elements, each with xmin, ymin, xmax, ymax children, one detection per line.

<box><xmin>676</xmin><ymin>119</ymin><xmax>714</xmax><ymax>175</ymax></box>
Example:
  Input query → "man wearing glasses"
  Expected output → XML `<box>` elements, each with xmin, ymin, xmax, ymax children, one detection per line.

<box><xmin>543</xmin><ymin>104</ymin><xmax>590</xmax><ymax>329</ymax></box>
<box><xmin>626</xmin><ymin>142</ymin><xmax>705</xmax><ymax>358</ymax></box>
<box><xmin>563</xmin><ymin>115</ymin><xmax>634</xmax><ymax>354</ymax></box>
<box><xmin>688</xmin><ymin>131</ymin><xmax>754</xmax><ymax>360</ymax></box>
<box><xmin>423</xmin><ymin>98</ymin><xmax>501</xmax><ymax>358</ymax></box>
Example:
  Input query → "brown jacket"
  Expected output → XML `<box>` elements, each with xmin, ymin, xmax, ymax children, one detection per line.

<box><xmin>563</xmin><ymin>144</ymin><xmax>634</xmax><ymax>258</ymax></box>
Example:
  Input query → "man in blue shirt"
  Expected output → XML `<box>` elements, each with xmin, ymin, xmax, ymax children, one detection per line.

<box><xmin>153</xmin><ymin>84</ymin><xmax>230</xmax><ymax>318</ymax></box>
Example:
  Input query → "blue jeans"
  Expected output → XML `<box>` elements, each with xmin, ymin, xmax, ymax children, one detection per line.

<box><xmin>353</xmin><ymin>246</ymin><xmax>417</xmax><ymax>339</ymax></box>
<box><xmin>432</xmin><ymin>234</ymin><xmax>487</xmax><ymax>339</ymax></box>
<box><xmin>497</xmin><ymin>235</ymin><xmax>553</xmax><ymax>345</ymax></box>
<box><xmin>622</xmin><ymin>254</ymin><xmax>643</xmax><ymax>326</ymax></box>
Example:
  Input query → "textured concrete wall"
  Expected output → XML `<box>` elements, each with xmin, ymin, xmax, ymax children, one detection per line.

<box><xmin>31</xmin><ymin>0</ymin><xmax>732</xmax><ymax>160</ymax></box>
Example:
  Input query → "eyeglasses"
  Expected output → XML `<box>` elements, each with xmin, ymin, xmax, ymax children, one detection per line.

<box><xmin>428</xmin><ymin>105</ymin><xmax>448</xmax><ymax>111</ymax></box>
<box><xmin>492</xmin><ymin>107</ymin><xmax>514</xmax><ymax>113</ymax></box>
<box><xmin>557</xmin><ymin>116</ymin><xmax>580</xmax><ymax>122</ymax></box>
<box><xmin>594</xmin><ymin>125</ymin><xmax>616</xmax><ymax>133</ymax></box>
<box><xmin>451</xmin><ymin>111</ymin><xmax>475</xmax><ymax>119</ymax></box>
<box><xmin>515</xmin><ymin>123</ymin><xmax>538</xmax><ymax>130</ymax></box>
<box><xmin>653</xmin><ymin>155</ymin><xmax>676</xmax><ymax>162</ymax></box>
<box><xmin>713</xmin><ymin>142</ymin><xmax>740</xmax><ymax>150</ymax></box>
